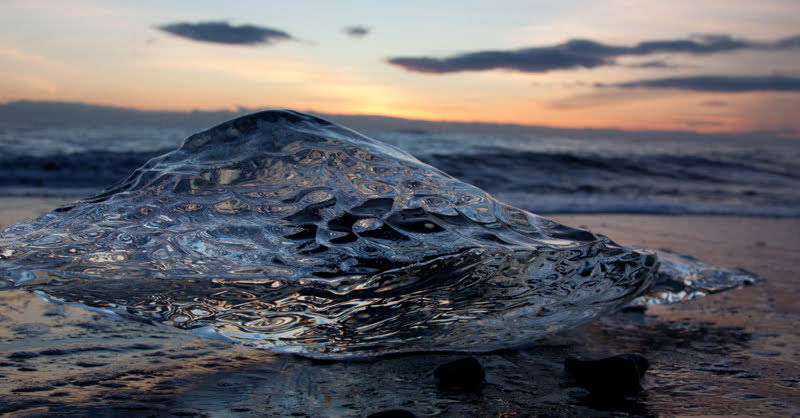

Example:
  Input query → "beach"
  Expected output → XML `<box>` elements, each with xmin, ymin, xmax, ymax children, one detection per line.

<box><xmin>1</xmin><ymin>197</ymin><xmax>797</xmax><ymax>416</ymax></box>
<box><xmin>3</xmin><ymin>0</ymin><xmax>799</xmax><ymax>414</ymax></box>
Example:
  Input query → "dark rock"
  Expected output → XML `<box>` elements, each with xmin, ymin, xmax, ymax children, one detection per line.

<box><xmin>367</xmin><ymin>409</ymin><xmax>416</xmax><ymax>418</ymax></box>
<box><xmin>434</xmin><ymin>356</ymin><xmax>485</xmax><ymax>391</ymax></box>
<box><xmin>564</xmin><ymin>354</ymin><xmax>649</xmax><ymax>398</ymax></box>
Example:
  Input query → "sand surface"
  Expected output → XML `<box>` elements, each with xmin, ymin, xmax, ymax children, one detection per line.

<box><xmin>0</xmin><ymin>197</ymin><xmax>798</xmax><ymax>416</ymax></box>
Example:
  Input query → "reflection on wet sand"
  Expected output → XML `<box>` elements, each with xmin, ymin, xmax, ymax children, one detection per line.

<box><xmin>1</xmin><ymin>281</ymin><xmax>797</xmax><ymax>416</ymax></box>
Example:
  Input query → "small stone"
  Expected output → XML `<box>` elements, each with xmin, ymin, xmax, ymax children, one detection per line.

<box><xmin>434</xmin><ymin>356</ymin><xmax>485</xmax><ymax>391</ymax></box>
<box><xmin>564</xmin><ymin>354</ymin><xmax>649</xmax><ymax>398</ymax></box>
<box><xmin>367</xmin><ymin>409</ymin><xmax>416</xmax><ymax>418</ymax></box>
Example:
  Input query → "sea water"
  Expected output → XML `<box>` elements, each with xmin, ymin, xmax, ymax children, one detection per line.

<box><xmin>1</xmin><ymin>123</ymin><xmax>798</xmax><ymax>215</ymax></box>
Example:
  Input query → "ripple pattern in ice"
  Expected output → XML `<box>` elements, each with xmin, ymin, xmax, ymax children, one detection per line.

<box><xmin>0</xmin><ymin>110</ymin><xmax>658</xmax><ymax>357</ymax></box>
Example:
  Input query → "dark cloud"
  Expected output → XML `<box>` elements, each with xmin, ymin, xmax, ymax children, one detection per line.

<box><xmin>389</xmin><ymin>42</ymin><xmax>609</xmax><ymax>74</ymax></box>
<box><xmin>388</xmin><ymin>34</ymin><xmax>800</xmax><ymax>74</ymax></box>
<box><xmin>702</xmin><ymin>100</ymin><xmax>728</xmax><ymax>107</ymax></box>
<box><xmin>158</xmin><ymin>21</ymin><xmax>292</xmax><ymax>45</ymax></box>
<box><xmin>344</xmin><ymin>26</ymin><xmax>369</xmax><ymax>37</ymax></box>
<box><xmin>608</xmin><ymin>75</ymin><xmax>800</xmax><ymax>92</ymax></box>
<box><xmin>629</xmin><ymin>34</ymin><xmax>755</xmax><ymax>55</ymax></box>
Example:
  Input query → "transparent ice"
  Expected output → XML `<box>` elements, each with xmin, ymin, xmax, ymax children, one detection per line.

<box><xmin>0</xmin><ymin>110</ymin><xmax>757</xmax><ymax>358</ymax></box>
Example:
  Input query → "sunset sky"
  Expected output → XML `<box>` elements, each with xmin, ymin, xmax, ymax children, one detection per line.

<box><xmin>1</xmin><ymin>0</ymin><xmax>799</xmax><ymax>135</ymax></box>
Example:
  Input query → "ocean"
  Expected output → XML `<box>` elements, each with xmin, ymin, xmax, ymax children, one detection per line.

<box><xmin>1</xmin><ymin>123</ymin><xmax>798</xmax><ymax>216</ymax></box>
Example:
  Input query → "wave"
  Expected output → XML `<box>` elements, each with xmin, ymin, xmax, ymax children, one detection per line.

<box><xmin>1</xmin><ymin>132</ymin><xmax>798</xmax><ymax>216</ymax></box>
<box><xmin>415</xmin><ymin>149</ymin><xmax>800</xmax><ymax>216</ymax></box>
<box><xmin>0</xmin><ymin>149</ymin><xmax>169</xmax><ymax>189</ymax></box>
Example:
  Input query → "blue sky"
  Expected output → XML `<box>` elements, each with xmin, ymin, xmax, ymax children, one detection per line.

<box><xmin>1</xmin><ymin>0</ymin><xmax>799</xmax><ymax>135</ymax></box>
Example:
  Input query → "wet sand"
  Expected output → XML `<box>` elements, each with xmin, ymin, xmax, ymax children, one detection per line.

<box><xmin>1</xmin><ymin>197</ymin><xmax>798</xmax><ymax>416</ymax></box>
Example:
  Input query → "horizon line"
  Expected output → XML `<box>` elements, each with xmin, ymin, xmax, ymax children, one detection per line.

<box><xmin>0</xmin><ymin>99</ymin><xmax>795</xmax><ymax>140</ymax></box>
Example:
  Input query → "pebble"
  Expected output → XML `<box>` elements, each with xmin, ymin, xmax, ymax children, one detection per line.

<box><xmin>434</xmin><ymin>356</ymin><xmax>485</xmax><ymax>391</ymax></box>
<box><xmin>564</xmin><ymin>354</ymin><xmax>649</xmax><ymax>398</ymax></box>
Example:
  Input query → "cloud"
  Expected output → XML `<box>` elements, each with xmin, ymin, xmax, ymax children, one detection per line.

<box><xmin>388</xmin><ymin>34</ymin><xmax>800</xmax><ymax>74</ymax></box>
<box><xmin>343</xmin><ymin>26</ymin><xmax>369</xmax><ymax>38</ymax></box>
<box><xmin>158</xmin><ymin>21</ymin><xmax>292</xmax><ymax>46</ymax></box>
<box><xmin>608</xmin><ymin>75</ymin><xmax>800</xmax><ymax>92</ymax></box>
<box><xmin>389</xmin><ymin>42</ymin><xmax>609</xmax><ymax>74</ymax></box>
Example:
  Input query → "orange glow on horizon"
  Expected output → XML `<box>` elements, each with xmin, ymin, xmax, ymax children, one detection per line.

<box><xmin>7</xmin><ymin>96</ymin><xmax>786</xmax><ymax>137</ymax></box>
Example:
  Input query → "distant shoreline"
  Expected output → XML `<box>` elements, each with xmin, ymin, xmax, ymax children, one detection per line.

<box><xmin>0</xmin><ymin>99</ymin><xmax>788</xmax><ymax>142</ymax></box>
